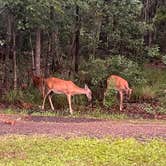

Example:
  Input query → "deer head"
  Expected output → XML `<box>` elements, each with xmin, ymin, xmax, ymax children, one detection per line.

<box><xmin>85</xmin><ymin>84</ymin><xmax>92</xmax><ymax>101</ymax></box>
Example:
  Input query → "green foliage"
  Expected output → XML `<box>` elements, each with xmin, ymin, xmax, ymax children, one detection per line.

<box><xmin>146</xmin><ymin>45</ymin><xmax>161</xmax><ymax>59</ymax></box>
<box><xmin>103</xmin><ymin>80</ymin><xmax>117</xmax><ymax>108</ymax></box>
<box><xmin>2</xmin><ymin>86</ymin><xmax>42</xmax><ymax>106</ymax></box>
<box><xmin>154</xmin><ymin>6</ymin><xmax>166</xmax><ymax>55</ymax></box>
<box><xmin>101</xmin><ymin>0</ymin><xmax>145</xmax><ymax>58</ymax></box>
<box><xmin>161</xmin><ymin>54</ymin><xmax>166</xmax><ymax>65</ymax></box>
<box><xmin>2</xmin><ymin>0</ymin><xmax>63</xmax><ymax>30</ymax></box>
<box><xmin>79</xmin><ymin>58</ymin><xmax>109</xmax><ymax>86</ymax></box>
<box><xmin>133</xmin><ymin>85</ymin><xmax>157</xmax><ymax>101</ymax></box>
<box><xmin>144</xmin><ymin>104</ymin><xmax>155</xmax><ymax>114</ymax></box>
<box><xmin>155</xmin><ymin>6</ymin><xmax>166</xmax><ymax>24</ymax></box>
<box><xmin>22</xmin><ymin>87</ymin><xmax>42</xmax><ymax>105</ymax></box>
<box><xmin>132</xmin><ymin>67</ymin><xmax>166</xmax><ymax>114</ymax></box>
<box><xmin>156</xmin><ymin>106</ymin><xmax>166</xmax><ymax>114</ymax></box>
<box><xmin>0</xmin><ymin>136</ymin><xmax>165</xmax><ymax>166</ymax></box>
<box><xmin>3</xmin><ymin>90</ymin><xmax>24</xmax><ymax>103</ymax></box>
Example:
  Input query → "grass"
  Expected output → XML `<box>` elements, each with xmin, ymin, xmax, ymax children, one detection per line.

<box><xmin>0</xmin><ymin>108</ymin><xmax>129</xmax><ymax>120</ymax></box>
<box><xmin>0</xmin><ymin>136</ymin><xmax>165</xmax><ymax>166</ymax></box>
<box><xmin>133</xmin><ymin>67</ymin><xmax>166</xmax><ymax>100</ymax></box>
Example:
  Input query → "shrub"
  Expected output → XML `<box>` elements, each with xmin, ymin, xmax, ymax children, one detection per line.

<box><xmin>22</xmin><ymin>86</ymin><xmax>42</xmax><ymax>105</ymax></box>
<box><xmin>133</xmin><ymin>85</ymin><xmax>157</xmax><ymax>101</ymax></box>
<box><xmin>146</xmin><ymin>45</ymin><xmax>161</xmax><ymax>59</ymax></box>
<box><xmin>103</xmin><ymin>89</ymin><xmax>117</xmax><ymax>108</ymax></box>
<box><xmin>3</xmin><ymin>90</ymin><xmax>24</xmax><ymax>103</ymax></box>
<box><xmin>161</xmin><ymin>54</ymin><xmax>166</xmax><ymax>64</ymax></box>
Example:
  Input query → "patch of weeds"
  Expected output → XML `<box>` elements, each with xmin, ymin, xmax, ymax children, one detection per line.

<box><xmin>2</xmin><ymin>90</ymin><xmax>24</xmax><ymax>103</ymax></box>
<box><xmin>133</xmin><ymin>85</ymin><xmax>157</xmax><ymax>101</ymax></box>
<box><xmin>103</xmin><ymin>89</ymin><xmax>117</xmax><ymax>108</ymax></box>
<box><xmin>156</xmin><ymin>106</ymin><xmax>166</xmax><ymax>114</ymax></box>
<box><xmin>144</xmin><ymin>104</ymin><xmax>155</xmax><ymax>114</ymax></box>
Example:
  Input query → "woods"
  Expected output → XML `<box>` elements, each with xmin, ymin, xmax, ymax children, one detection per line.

<box><xmin>0</xmin><ymin>0</ymin><xmax>166</xmax><ymax>116</ymax></box>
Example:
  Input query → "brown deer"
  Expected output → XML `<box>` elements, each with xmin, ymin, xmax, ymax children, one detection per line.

<box><xmin>42</xmin><ymin>77</ymin><xmax>92</xmax><ymax>115</ymax></box>
<box><xmin>105</xmin><ymin>75</ymin><xmax>132</xmax><ymax>111</ymax></box>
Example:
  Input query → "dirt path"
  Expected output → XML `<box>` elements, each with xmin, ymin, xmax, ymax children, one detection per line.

<box><xmin>0</xmin><ymin>114</ymin><xmax>166</xmax><ymax>140</ymax></box>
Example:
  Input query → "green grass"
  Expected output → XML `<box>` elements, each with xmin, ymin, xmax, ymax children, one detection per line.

<box><xmin>1</xmin><ymin>108</ymin><xmax>129</xmax><ymax>120</ymax></box>
<box><xmin>0</xmin><ymin>136</ymin><xmax>165</xmax><ymax>166</ymax></box>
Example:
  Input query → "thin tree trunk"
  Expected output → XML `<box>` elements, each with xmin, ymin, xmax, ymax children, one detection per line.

<box><xmin>49</xmin><ymin>6</ymin><xmax>60</xmax><ymax>74</ymax></box>
<box><xmin>51</xmin><ymin>31</ymin><xmax>58</xmax><ymax>73</ymax></box>
<box><xmin>29</xmin><ymin>33</ymin><xmax>35</xmax><ymax>72</ymax></box>
<box><xmin>92</xmin><ymin>15</ymin><xmax>102</xmax><ymax>57</ymax></box>
<box><xmin>74</xmin><ymin>5</ymin><xmax>80</xmax><ymax>73</ymax></box>
<box><xmin>13</xmin><ymin>29</ymin><xmax>17</xmax><ymax>90</ymax></box>
<box><xmin>45</xmin><ymin>34</ymin><xmax>51</xmax><ymax>77</ymax></box>
<box><xmin>4</xmin><ymin>14</ymin><xmax>12</xmax><ymax>89</ymax></box>
<box><xmin>35</xmin><ymin>28</ymin><xmax>41</xmax><ymax>76</ymax></box>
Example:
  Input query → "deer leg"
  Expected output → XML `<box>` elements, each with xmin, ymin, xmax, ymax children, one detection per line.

<box><xmin>119</xmin><ymin>91</ymin><xmax>123</xmax><ymax>111</ymax></box>
<box><xmin>48</xmin><ymin>94</ymin><xmax>54</xmax><ymax>110</ymax></box>
<box><xmin>67</xmin><ymin>94</ymin><xmax>73</xmax><ymax>115</ymax></box>
<box><xmin>128</xmin><ymin>88</ymin><xmax>132</xmax><ymax>100</ymax></box>
<box><xmin>42</xmin><ymin>90</ymin><xmax>52</xmax><ymax>110</ymax></box>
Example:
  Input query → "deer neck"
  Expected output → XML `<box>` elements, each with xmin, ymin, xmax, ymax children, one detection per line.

<box><xmin>72</xmin><ymin>87</ymin><xmax>87</xmax><ymax>95</ymax></box>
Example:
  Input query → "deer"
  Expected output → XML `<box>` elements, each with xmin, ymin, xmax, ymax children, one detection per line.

<box><xmin>104</xmin><ymin>75</ymin><xmax>132</xmax><ymax>111</ymax></box>
<box><xmin>41</xmin><ymin>77</ymin><xmax>92</xmax><ymax>115</ymax></box>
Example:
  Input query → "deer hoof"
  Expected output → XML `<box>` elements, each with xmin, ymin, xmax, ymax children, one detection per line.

<box><xmin>70</xmin><ymin>111</ymin><xmax>73</xmax><ymax>115</ymax></box>
<box><xmin>39</xmin><ymin>105</ymin><xmax>44</xmax><ymax>110</ymax></box>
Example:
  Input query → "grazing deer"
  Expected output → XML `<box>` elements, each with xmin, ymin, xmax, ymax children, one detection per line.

<box><xmin>42</xmin><ymin>77</ymin><xmax>92</xmax><ymax>115</ymax></box>
<box><xmin>105</xmin><ymin>75</ymin><xmax>132</xmax><ymax>111</ymax></box>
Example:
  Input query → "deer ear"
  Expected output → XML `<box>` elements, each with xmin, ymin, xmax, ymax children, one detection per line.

<box><xmin>85</xmin><ymin>84</ymin><xmax>88</xmax><ymax>89</ymax></box>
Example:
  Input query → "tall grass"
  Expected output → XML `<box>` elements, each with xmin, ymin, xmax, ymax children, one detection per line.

<box><xmin>132</xmin><ymin>67</ymin><xmax>166</xmax><ymax>102</ymax></box>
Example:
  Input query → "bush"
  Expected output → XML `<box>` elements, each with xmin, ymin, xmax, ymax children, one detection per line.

<box><xmin>103</xmin><ymin>89</ymin><xmax>117</xmax><ymax>108</ymax></box>
<box><xmin>146</xmin><ymin>45</ymin><xmax>161</xmax><ymax>59</ymax></box>
<box><xmin>3</xmin><ymin>90</ymin><xmax>24</xmax><ymax>103</ymax></box>
<box><xmin>161</xmin><ymin>54</ymin><xmax>166</xmax><ymax>64</ymax></box>
<box><xmin>133</xmin><ymin>85</ymin><xmax>157</xmax><ymax>101</ymax></box>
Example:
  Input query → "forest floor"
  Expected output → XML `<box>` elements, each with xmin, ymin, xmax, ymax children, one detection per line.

<box><xmin>0</xmin><ymin>113</ymin><xmax>165</xmax><ymax>140</ymax></box>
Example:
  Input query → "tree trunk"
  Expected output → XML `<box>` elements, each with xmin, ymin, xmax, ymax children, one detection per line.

<box><xmin>13</xmin><ymin>29</ymin><xmax>17</xmax><ymax>90</ymax></box>
<box><xmin>74</xmin><ymin>5</ymin><xmax>80</xmax><ymax>73</ymax></box>
<box><xmin>45</xmin><ymin>34</ymin><xmax>51</xmax><ymax>77</ymax></box>
<box><xmin>49</xmin><ymin>6</ymin><xmax>60</xmax><ymax>75</ymax></box>
<box><xmin>92</xmin><ymin>15</ymin><xmax>102</xmax><ymax>57</ymax></box>
<box><xmin>29</xmin><ymin>33</ymin><xmax>35</xmax><ymax>72</ymax></box>
<box><xmin>35</xmin><ymin>28</ymin><xmax>41</xmax><ymax>76</ymax></box>
<box><xmin>4</xmin><ymin>14</ymin><xmax>12</xmax><ymax>89</ymax></box>
<box><xmin>51</xmin><ymin>31</ymin><xmax>58</xmax><ymax>73</ymax></box>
